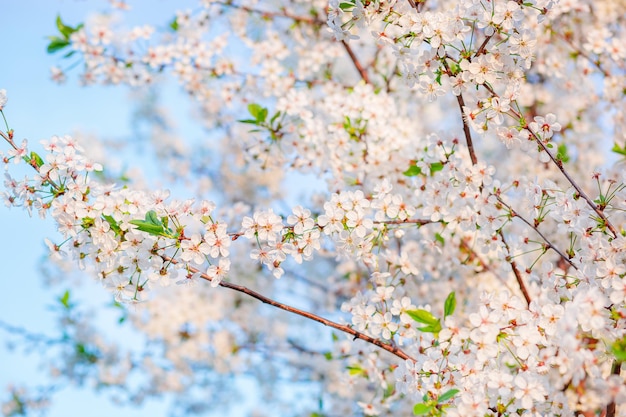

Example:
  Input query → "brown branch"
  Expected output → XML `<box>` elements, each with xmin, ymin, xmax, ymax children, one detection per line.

<box><xmin>215</xmin><ymin>1</ymin><xmax>322</xmax><ymax>25</ymax></box>
<box><xmin>606</xmin><ymin>359</ymin><xmax>622</xmax><ymax>417</ymax></box>
<box><xmin>499</xmin><ymin>230</ymin><xmax>531</xmax><ymax>305</ymax></box>
<box><xmin>456</xmin><ymin>92</ymin><xmax>478</xmax><ymax>165</ymax></box>
<box><xmin>162</xmin><ymin>256</ymin><xmax>416</xmax><ymax>362</ymax></box>
<box><xmin>374</xmin><ymin>218</ymin><xmax>433</xmax><ymax>225</ymax></box>
<box><xmin>459</xmin><ymin>239</ymin><xmax>520</xmax><ymax>297</ymax></box>
<box><xmin>496</xmin><ymin>196</ymin><xmax>578</xmax><ymax>270</ymax></box>
<box><xmin>479</xmin><ymin>87</ymin><xmax>619</xmax><ymax>239</ymax></box>
<box><xmin>531</xmin><ymin>136</ymin><xmax>618</xmax><ymax>238</ymax></box>
<box><xmin>557</xmin><ymin>34</ymin><xmax>609</xmax><ymax>77</ymax></box>
<box><xmin>341</xmin><ymin>40</ymin><xmax>371</xmax><ymax>85</ymax></box>
<box><xmin>474</xmin><ymin>34</ymin><xmax>494</xmax><ymax>57</ymax></box>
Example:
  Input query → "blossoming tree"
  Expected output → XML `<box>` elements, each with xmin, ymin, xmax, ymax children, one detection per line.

<box><xmin>2</xmin><ymin>0</ymin><xmax>626</xmax><ymax>415</ymax></box>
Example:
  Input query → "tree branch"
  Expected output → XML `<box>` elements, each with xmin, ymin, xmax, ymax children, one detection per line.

<box><xmin>531</xmin><ymin>136</ymin><xmax>618</xmax><ymax>238</ymax></box>
<box><xmin>606</xmin><ymin>359</ymin><xmax>622</xmax><ymax>417</ymax></box>
<box><xmin>496</xmin><ymin>196</ymin><xmax>578</xmax><ymax>270</ymax></box>
<box><xmin>215</xmin><ymin>1</ymin><xmax>322</xmax><ymax>25</ymax></box>
<box><xmin>455</xmin><ymin>93</ymin><xmax>478</xmax><ymax>165</ymax></box>
<box><xmin>498</xmin><ymin>230</ymin><xmax>531</xmax><ymax>305</ymax></box>
<box><xmin>341</xmin><ymin>40</ymin><xmax>371</xmax><ymax>85</ymax></box>
<box><xmin>162</xmin><ymin>256</ymin><xmax>417</xmax><ymax>362</ymax></box>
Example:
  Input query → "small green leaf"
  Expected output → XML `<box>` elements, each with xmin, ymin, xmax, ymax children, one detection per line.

<box><xmin>29</xmin><ymin>152</ymin><xmax>44</xmax><ymax>168</ymax></box>
<box><xmin>169</xmin><ymin>17</ymin><xmax>179</xmax><ymax>31</ymax></box>
<box><xmin>103</xmin><ymin>215</ymin><xmax>121</xmax><ymax>236</ymax></box>
<box><xmin>270</xmin><ymin>110</ymin><xmax>282</xmax><ymax>125</ymax></box>
<box><xmin>323</xmin><ymin>352</ymin><xmax>333</xmax><ymax>360</ymax></box>
<box><xmin>444</xmin><ymin>292</ymin><xmax>456</xmax><ymax>318</ymax></box>
<box><xmin>403</xmin><ymin>164</ymin><xmax>422</xmax><ymax>177</ymax></box>
<box><xmin>346</xmin><ymin>364</ymin><xmax>367</xmax><ymax>377</ymax></box>
<box><xmin>435</xmin><ymin>233</ymin><xmax>445</xmax><ymax>245</ymax></box>
<box><xmin>146</xmin><ymin>210</ymin><xmax>161</xmax><ymax>225</ymax></box>
<box><xmin>56</xmin><ymin>15</ymin><xmax>74</xmax><ymax>39</ymax></box>
<box><xmin>130</xmin><ymin>211</ymin><xmax>176</xmax><ymax>238</ymax></box>
<box><xmin>47</xmin><ymin>37</ymin><xmax>70</xmax><ymax>53</ymax></box>
<box><xmin>429</xmin><ymin>162</ymin><xmax>444</xmax><ymax>175</ymax></box>
<box><xmin>406</xmin><ymin>309</ymin><xmax>439</xmax><ymax>325</ymax></box>
<box><xmin>556</xmin><ymin>143</ymin><xmax>570</xmax><ymax>163</ymax></box>
<box><xmin>611</xmin><ymin>335</ymin><xmax>626</xmax><ymax>361</ymax></box>
<box><xmin>129</xmin><ymin>220</ymin><xmax>165</xmax><ymax>236</ymax></box>
<box><xmin>59</xmin><ymin>290</ymin><xmax>71</xmax><ymax>309</ymax></box>
<box><xmin>247</xmin><ymin>103</ymin><xmax>268</xmax><ymax>123</ymax></box>
<box><xmin>611</xmin><ymin>142</ymin><xmax>626</xmax><ymax>157</ymax></box>
<box><xmin>413</xmin><ymin>403</ymin><xmax>434</xmax><ymax>415</ymax></box>
<box><xmin>339</xmin><ymin>1</ymin><xmax>356</xmax><ymax>10</ymax></box>
<box><xmin>437</xmin><ymin>388</ymin><xmax>459</xmax><ymax>403</ymax></box>
<box><xmin>417</xmin><ymin>323</ymin><xmax>442</xmax><ymax>334</ymax></box>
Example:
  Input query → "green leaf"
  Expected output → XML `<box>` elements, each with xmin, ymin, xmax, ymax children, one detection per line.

<box><xmin>339</xmin><ymin>1</ymin><xmax>356</xmax><ymax>10</ymax></box>
<box><xmin>130</xmin><ymin>210</ymin><xmax>176</xmax><ymax>238</ymax></box>
<box><xmin>435</xmin><ymin>233</ymin><xmax>445</xmax><ymax>245</ymax></box>
<box><xmin>28</xmin><ymin>152</ymin><xmax>44</xmax><ymax>168</ymax></box>
<box><xmin>59</xmin><ymin>290</ymin><xmax>71</xmax><ymax>309</ymax></box>
<box><xmin>247</xmin><ymin>103</ymin><xmax>268</xmax><ymax>123</ymax></box>
<box><xmin>413</xmin><ymin>403</ymin><xmax>434</xmax><ymax>415</ymax></box>
<box><xmin>56</xmin><ymin>15</ymin><xmax>74</xmax><ymax>39</ymax></box>
<box><xmin>406</xmin><ymin>309</ymin><xmax>439</xmax><ymax>325</ymax></box>
<box><xmin>169</xmin><ymin>17</ymin><xmax>179</xmax><ymax>31</ymax></box>
<box><xmin>47</xmin><ymin>37</ymin><xmax>70</xmax><ymax>53</ymax></box>
<box><xmin>611</xmin><ymin>142</ymin><xmax>626</xmax><ymax>157</ymax></box>
<box><xmin>346</xmin><ymin>364</ymin><xmax>367</xmax><ymax>377</ymax></box>
<box><xmin>429</xmin><ymin>162</ymin><xmax>444</xmax><ymax>175</ymax></box>
<box><xmin>407</xmin><ymin>309</ymin><xmax>442</xmax><ymax>335</ymax></box>
<box><xmin>129</xmin><ymin>220</ymin><xmax>165</xmax><ymax>236</ymax></box>
<box><xmin>437</xmin><ymin>388</ymin><xmax>460</xmax><ymax>403</ymax></box>
<box><xmin>444</xmin><ymin>292</ymin><xmax>456</xmax><ymax>318</ymax></box>
<box><xmin>611</xmin><ymin>335</ymin><xmax>626</xmax><ymax>361</ymax></box>
<box><xmin>103</xmin><ymin>215</ymin><xmax>121</xmax><ymax>236</ymax></box>
<box><xmin>417</xmin><ymin>323</ymin><xmax>442</xmax><ymax>334</ymax></box>
<box><xmin>146</xmin><ymin>210</ymin><xmax>161</xmax><ymax>225</ymax></box>
<box><xmin>75</xmin><ymin>343</ymin><xmax>98</xmax><ymax>363</ymax></box>
<box><xmin>556</xmin><ymin>143</ymin><xmax>570</xmax><ymax>163</ymax></box>
<box><xmin>270</xmin><ymin>110</ymin><xmax>282</xmax><ymax>125</ymax></box>
<box><xmin>403</xmin><ymin>164</ymin><xmax>422</xmax><ymax>177</ymax></box>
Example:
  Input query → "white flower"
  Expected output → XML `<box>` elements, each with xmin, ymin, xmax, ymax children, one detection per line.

<box><xmin>0</xmin><ymin>89</ymin><xmax>7</xmax><ymax>110</ymax></box>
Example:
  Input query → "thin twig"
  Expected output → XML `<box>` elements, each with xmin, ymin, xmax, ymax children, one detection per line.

<box><xmin>606</xmin><ymin>359</ymin><xmax>622</xmax><ymax>417</ymax></box>
<box><xmin>474</xmin><ymin>34</ymin><xmax>494</xmax><ymax>57</ymax></box>
<box><xmin>479</xmin><ymin>87</ymin><xmax>619</xmax><ymax>239</ymax></box>
<box><xmin>499</xmin><ymin>231</ymin><xmax>531</xmax><ymax>305</ymax></box>
<box><xmin>341</xmin><ymin>40</ymin><xmax>371</xmax><ymax>85</ymax></box>
<box><xmin>531</xmin><ymin>136</ymin><xmax>618</xmax><ymax>238</ymax></box>
<box><xmin>459</xmin><ymin>239</ymin><xmax>519</xmax><ymax>297</ymax></box>
<box><xmin>557</xmin><ymin>34</ymin><xmax>609</xmax><ymax>77</ymax></box>
<box><xmin>496</xmin><ymin>196</ymin><xmax>578</xmax><ymax>270</ymax></box>
<box><xmin>215</xmin><ymin>1</ymin><xmax>322</xmax><ymax>25</ymax></box>
<box><xmin>163</xmin><ymin>256</ymin><xmax>416</xmax><ymax>362</ymax></box>
<box><xmin>374</xmin><ymin>218</ymin><xmax>433</xmax><ymax>225</ymax></box>
<box><xmin>456</xmin><ymin>93</ymin><xmax>478</xmax><ymax>165</ymax></box>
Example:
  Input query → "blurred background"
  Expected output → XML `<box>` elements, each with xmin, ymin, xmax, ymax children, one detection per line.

<box><xmin>0</xmin><ymin>1</ymin><xmax>235</xmax><ymax>415</ymax></box>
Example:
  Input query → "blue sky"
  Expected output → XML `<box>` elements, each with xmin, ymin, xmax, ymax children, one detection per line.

<box><xmin>0</xmin><ymin>1</ymin><xmax>225</xmax><ymax>416</ymax></box>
